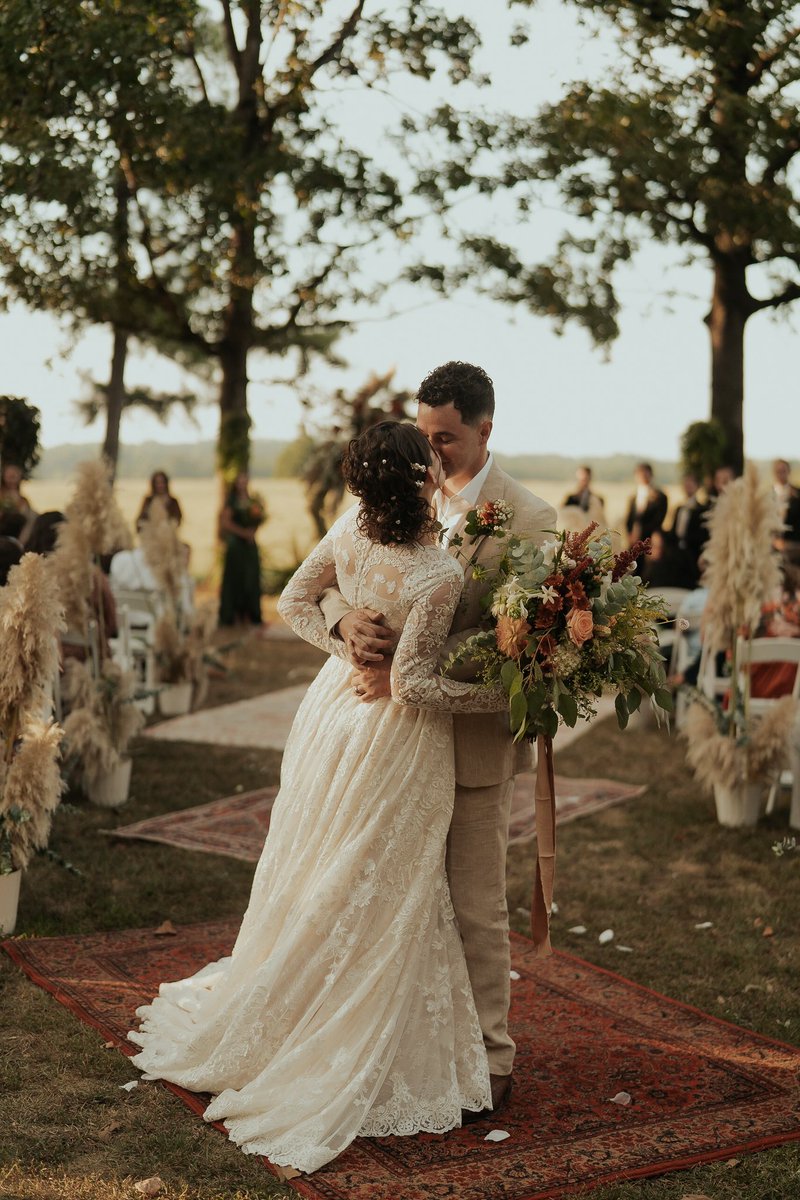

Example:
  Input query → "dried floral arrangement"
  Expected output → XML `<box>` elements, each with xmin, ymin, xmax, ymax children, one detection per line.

<box><xmin>61</xmin><ymin>659</ymin><xmax>144</xmax><ymax>788</ymax></box>
<box><xmin>684</xmin><ymin>465</ymin><xmax>795</xmax><ymax>790</ymax></box>
<box><xmin>0</xmin><ymin>555</ymin><xmax>66</xmax><ymax>874</ymax></box>
<box><xmin>50</xmin><ymin>460</ymin><xmax>144</xmax><ymax>793</ymax></box>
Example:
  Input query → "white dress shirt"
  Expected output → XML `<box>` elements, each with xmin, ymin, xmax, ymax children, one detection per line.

<box><xmin>434</xmin><ymin>453</ymin><xmax>494</xmax><ymax>547</ymax></box>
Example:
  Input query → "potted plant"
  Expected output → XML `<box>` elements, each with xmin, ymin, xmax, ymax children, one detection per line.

<box><xmin>51</xmin><ymin>460</ymin><xmax>143</xmax><ymax>806</ymax></box>
<box><xmin>0</xmin><ymin>554</ymin><xmax>66</xmax><ymax>934</ymax></box>
<box><xmin>61</xmin><ymin>659</ymin><xmax>144</xmax><ymax>808</ymax></box>
<box><xmin>139</xmin><ymin>501</ymin><xmax>198</xmax><ymax>715</ymax></box>
<box><xmin>684</xmin><ymin>466</ymin><xmax>793</xmax><ymax>825</ymax></box>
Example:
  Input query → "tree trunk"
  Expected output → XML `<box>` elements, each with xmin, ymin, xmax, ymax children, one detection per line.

<box><xmin>707</xmin><ymin>257</ymin><xmax>750</xmax><ymax>476</ymax></box>
<box><xmin>103</xmin><ymin>326</ymin><xmax>128</xmax><ymax>474</ymax></box>
<box><xmin>217</xmin><ymin>210</ymin><xmax>256</xmax><ymax>484</ymax></box>
<box><xmin>218</xmin><ymin>333</ymin><xmax>252</xmax><ymax>484</ymax></box>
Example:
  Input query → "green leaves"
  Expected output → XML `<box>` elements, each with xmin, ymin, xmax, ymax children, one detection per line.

<box><xmin>615</xmin><ymin>692</ymin><xmax>629</xmax><ymax>730</ymax></box>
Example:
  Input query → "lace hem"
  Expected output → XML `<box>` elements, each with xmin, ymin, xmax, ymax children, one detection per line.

<box><xmin>213</xmin><ymin>1084</ymin><xmax>493</xmax><ymax>1175</ymax></box>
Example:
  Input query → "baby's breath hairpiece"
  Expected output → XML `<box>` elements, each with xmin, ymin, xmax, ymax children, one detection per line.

<box><xmin>411</xmin><ymin>462</ymin><xmax>428</xmax><ymax>488</ymax></box>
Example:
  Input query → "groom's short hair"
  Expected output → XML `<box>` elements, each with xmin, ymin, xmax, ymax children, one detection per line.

<box><xmin>417</xmin><ymin>361</ymin><xmax>495</xmax><ymax>424</ymax></box>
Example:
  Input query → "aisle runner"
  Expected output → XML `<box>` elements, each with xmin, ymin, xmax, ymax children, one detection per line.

<box><xmin>144</xmin><ymin>687</ymin><xmax>617</xmax><ymax>754</ymax></box>
<box><xmin>107</xmin><ymin>774</ymin><xmax>644</xmax><ymax>859</ymax></box>
<box><xmin>5</xmin><ymin>922</ymin><xmax>800</xmax><ymax>1200</ymax></box>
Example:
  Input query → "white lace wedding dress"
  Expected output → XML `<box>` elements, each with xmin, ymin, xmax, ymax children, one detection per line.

<box><xmin>129</xmin><ymin>506</ymin><xmax>506</xmax><ymax>1174</ymax></box>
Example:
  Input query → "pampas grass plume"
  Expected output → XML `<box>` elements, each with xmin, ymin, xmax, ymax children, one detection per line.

<box><xmin>0</xmin><ymin>553</ymin><xmax>65</xmax><ymax>724</ymax></box>
<box><xmin>702</xmin><ymin>464</ymin><xmax>783</xmax><ymax>652</ymax></box>
<box><xmin>66</xmin><ymin>460</ymin><xmax>132</xmax><ymax>557</ymax></box>
<box><xmin>1</xmin><ymin>719</ymin><xmax>65</xmax><ymax>870</ymax></box>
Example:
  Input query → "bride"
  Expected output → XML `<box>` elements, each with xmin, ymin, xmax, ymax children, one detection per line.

<box><xmin>129</xmin><ymin>421</ymin><xmax>507</xmax><ymax>1175</ymax></box>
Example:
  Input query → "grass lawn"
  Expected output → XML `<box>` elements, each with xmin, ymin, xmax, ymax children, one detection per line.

<box><xmin>2</xmin><ymin>637</ymin><xmax>799</xmax><ymax>1200</ymax></box>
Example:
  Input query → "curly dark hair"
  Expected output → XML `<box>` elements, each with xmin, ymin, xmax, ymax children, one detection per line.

<box><xmin>342</xmin><ymin>422</ymin><xmax>439</xmax><ymax>546</ymax></box>
<box><xmin>416</xmin><ymin>361</ymin><xmax>494</xmax><ymax>424</ymax></box>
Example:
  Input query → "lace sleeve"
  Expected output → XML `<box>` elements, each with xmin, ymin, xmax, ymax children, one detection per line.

<box><xmin>391</xmin><ymin>571</ymin><xmax>507</xmax><ymax>713</ymax></box>
<box><xmin>276</xmin><ymin>530</ymin><xmax>349</xmax><ymax>660</ymax></box>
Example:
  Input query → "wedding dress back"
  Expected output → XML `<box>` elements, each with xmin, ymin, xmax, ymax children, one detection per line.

<box><xmin>130</xmin><ymin>506</ymin><xmax>496</xmax><ymax>1174</ymax></box>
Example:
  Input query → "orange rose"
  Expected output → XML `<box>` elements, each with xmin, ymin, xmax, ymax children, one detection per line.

<box><xmin>566</xmin><ymin>607</ymin><xmax>594</xmax><ymax>648</ymax></box>
<box><xmin>496</xmin><ymin>615</ymin><xmax>531</xmax><ymax>659</ymax></box>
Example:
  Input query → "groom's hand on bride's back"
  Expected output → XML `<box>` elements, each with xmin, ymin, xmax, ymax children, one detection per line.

<box><xmin>335</xmin><ymin>609</ymin><xmax>398</xmax><ymax>666</ymax></box>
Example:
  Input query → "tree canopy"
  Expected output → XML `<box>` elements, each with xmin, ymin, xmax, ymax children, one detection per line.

<box><xmin>414</xmin><ymin>0</ymin><xmax>800</xmax><ymax>471</ymax></box>
<box><xmin>0</xmin><ymin>1</ymin><xmax>490</xmax><ymax>478</ymax></box>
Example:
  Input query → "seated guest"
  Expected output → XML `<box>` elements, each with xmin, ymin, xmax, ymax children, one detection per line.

<box><xmin>0</xmin><ymin>536</ymin><xmax>23</xmax><ymax>586</ymax></box>
<box><xmin>0</xmin><ymin>509</ymin><xmax>28</xmax><ymax>541</ymax></box>
<box><xmin>25</xmin><ymin>510</ymin><xmax>65</xmax><ymax>556</ymax></box>
<box><xmin>749</xmin><ymin>568</ymin><xmax>800</xmax><ymax>698</ymax></box>
<box><xmin>772</xmin><ymin>458</ymin><xmax>800</xmax><ymax>566</ymax></box>
<box><xmin>563</xmin><ymin>465</ymin><xmax>605</xmax><ymax>516</ymax></box>
<box><xmin>669</xmin><ymin>473</ymin><xmax>708</xmax><ymax>586</ymax></box>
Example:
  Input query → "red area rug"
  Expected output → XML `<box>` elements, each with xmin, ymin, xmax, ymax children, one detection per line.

<box><xmin>4</xmin><ymin>921</ymin><xmax>800</xmax><ymax>1200</ymax></box>
<box><xmin>105</xmin><ymin>775</ymin><xmax>643</xmax><ymax>860</ymax></box>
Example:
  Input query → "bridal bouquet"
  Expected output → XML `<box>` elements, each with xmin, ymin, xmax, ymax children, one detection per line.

<box><xmin>448</xmin><ymin>520</ymin><xmax>672</xmax><ymax>740</ymax></box>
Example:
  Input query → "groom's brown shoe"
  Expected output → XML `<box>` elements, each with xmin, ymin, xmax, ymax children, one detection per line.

<box><xmin>461</xmin><ymin>1072</ymin><xmax>513</xmax><ymax>1125</ymax></box>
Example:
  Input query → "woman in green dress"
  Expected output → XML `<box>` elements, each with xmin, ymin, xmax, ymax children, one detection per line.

<box><xmin>218</xmin><ymin>471</ymin><xmax>266</xmax><ymax>628</ymax></box>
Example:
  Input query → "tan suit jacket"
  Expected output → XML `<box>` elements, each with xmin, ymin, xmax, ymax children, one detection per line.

<box><xmin>319</xmin><ymin>461</ymin><xmax>557</xmax><ymax>787</ymax></box>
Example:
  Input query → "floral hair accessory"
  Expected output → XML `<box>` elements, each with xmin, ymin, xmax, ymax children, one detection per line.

<box><xmin>411</xmin><ymin>462</ymin><xmax>428</xmax><ymax>474</ymax></box>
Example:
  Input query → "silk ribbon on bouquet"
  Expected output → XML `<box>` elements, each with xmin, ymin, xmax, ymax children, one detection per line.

<box><xmin>531</xmin><ymin>733</ymin><xmax>556</xmax><ymax>955</ymax></box>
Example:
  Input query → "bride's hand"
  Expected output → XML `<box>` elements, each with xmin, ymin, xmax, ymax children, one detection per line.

<box><xmin>337</xmin><ymin>609</ymin><xmax>398</xmax><ymax>666</ymax></box>
<box><xmin>351</xmin><ymin>661</ymin><xmax>392</xmax><ymax>702</ymax></box>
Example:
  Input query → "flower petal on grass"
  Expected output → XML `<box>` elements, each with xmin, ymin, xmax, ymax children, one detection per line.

<box><xmin>598</xmin><ymin>929</ymin><xmax>614</xmax><ymax>944</ymax></box>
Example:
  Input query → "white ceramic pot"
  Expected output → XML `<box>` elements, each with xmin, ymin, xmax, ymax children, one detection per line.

<box><xmin>158</xmin><ymin>681</ymin><xmax>193</xmax><ymax>717</ymax></box>
<box><xmin>87</xmin><ymin>756</ymin><xmax>133</xmax><ymax>809</ymax></box>
<box><xmin>713</xmin><ymin>780</ymin><xmax>764</xmax><ymax>828</ymax></box>
<box><xmin>0</xmin><ymin>869</ymin><xmax>22</xmax><ymax>936</ymax></box>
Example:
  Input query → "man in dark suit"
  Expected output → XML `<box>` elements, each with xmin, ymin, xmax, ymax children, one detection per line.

<box><xmin>774</xmin><ymin>458</ymin><xmax>800</xmax><ymax>565</ymax></box>
<box><xmin>563</xmin><ymin>465</ymin><xmax>605</xmax><ymax>515</ymax></box>
<box><xmin>669</xmin><ymin>472</ymin><xmax>709</xmax><ymax>585</ymax></box>
<box><xmin>625</xmin><ymin>462</ymin><xmax>668</xmax><ymax>545</ymax></box>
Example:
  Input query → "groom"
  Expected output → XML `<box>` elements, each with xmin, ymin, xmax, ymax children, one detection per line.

<box><xmin>318</xmin><ymin>361</ymin><xmax>556</xmax><ymax>1117</ymax></box>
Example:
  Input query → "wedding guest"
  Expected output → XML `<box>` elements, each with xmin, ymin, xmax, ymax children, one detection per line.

<box><xmin>218</xmin><ymin>471</ymin><xmax>266</xmax><ymax>629</ymax></box>
<box><xmin>563</xmin><ymin>465</ymin><xmax>605</xmax><ymax>516</ymax></box>
<box><xmin>639</xmin><ymin>530</ymin><xmax>696</xmax><ymax>591</ymax></box>
<box><xmin>0</xmin><ymin>509</ymin><xmax>27</xmax><ymax>541</ymax></box>
<box><xmin>137</xmin><ymin>470</ymin><xmax>183</xmax><ymax>530</ymax></box>
<box><xmin>0</xmin><ymin>462</ymin><xmax>36</xmax><ymax>543</ymax></box>
<box><xmin>772</xmin><ymin>458</ymin><xmax>800</xmax><ymax>565</ymax></box>
<box><xmin>625</xmin><ymin>463</ymin><xmax>668</xmax><ymax>568</ymax></box>
<box><xmin>711</xmin><ymin>464</ymin><xmax>736</xmax><ymax>497</ymax></box>
<box><xmin>0</xmin><ymin>536</ymin><xmax>23</xmax><ymax>585</ymax></box>
<box><xmin>25</xmin><ymin>510</ymin><xmax>65</xmax><ymax>556</ymax></box>
<box><xmin>668</xmin><ymin>473</ymin><xmax>709</xmax><ymax>586</ymax></box>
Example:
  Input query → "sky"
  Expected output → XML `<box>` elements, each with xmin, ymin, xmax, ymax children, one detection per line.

<box><xmin>1</xmin><ymin>0</ymin><xmax>797</xmax><ymax>462</ymax></box>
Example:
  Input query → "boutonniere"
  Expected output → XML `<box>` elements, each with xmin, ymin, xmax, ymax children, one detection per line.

<box><xmin>464</xmin><ymin>499</ymin><xmax>514</xmax><ymax>538</ymax></box>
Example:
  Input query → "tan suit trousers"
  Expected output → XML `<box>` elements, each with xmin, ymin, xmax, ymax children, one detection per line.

<box><xmin>446</xmin><ymin>777</ymin><xmax>516</xmax><ymax>1077</ymax></box>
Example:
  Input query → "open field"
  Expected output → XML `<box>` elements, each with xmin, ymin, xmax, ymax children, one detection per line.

<box><xmin>25</xmin><ymin>476</ymin><xmax>684</xmax><ymax>583</ymax></box>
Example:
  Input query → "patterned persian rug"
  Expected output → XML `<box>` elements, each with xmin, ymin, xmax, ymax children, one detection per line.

<box><xmin>106</xmin><ymin>775</ymin><xmax>644</xmax><ymax>859</ymax></box>
<box><xmin>5</xmin><ymin>921</ymin><xmax>800</xmax><ymax>1200</ymax></box>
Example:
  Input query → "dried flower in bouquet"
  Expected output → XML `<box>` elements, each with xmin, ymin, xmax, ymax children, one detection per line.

<box><xmin>449</xmin><ymin>521</ymin><xmax>671</xmax><ymax>740</ymax></box>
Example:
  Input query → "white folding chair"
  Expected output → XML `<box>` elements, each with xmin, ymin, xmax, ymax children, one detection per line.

<box><xmin>736</xmin><ymin>636</ymin><xmax>800</xmax><ymax>815</ymax></box>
